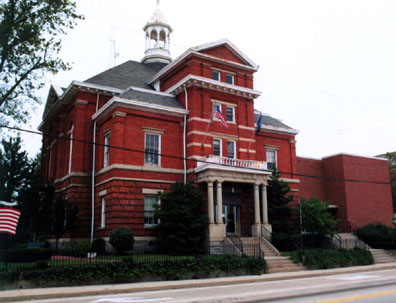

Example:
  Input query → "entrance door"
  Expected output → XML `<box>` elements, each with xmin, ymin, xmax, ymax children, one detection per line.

<box><xmin>223</xmin><ymin>205</ymin><xmax>241</xmax><ymax>234</ymax></box>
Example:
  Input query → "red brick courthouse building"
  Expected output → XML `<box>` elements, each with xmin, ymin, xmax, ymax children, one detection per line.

<box><xmin>39</xmin><ymin>6</ymin><xmax>393</xmax><ymax>245</ymax></box>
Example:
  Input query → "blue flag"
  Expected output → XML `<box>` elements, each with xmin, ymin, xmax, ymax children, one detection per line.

<box><xmin>256</xmin><ymin>112</ymin><xmax>262</xmax><ymax>134</ymax></box>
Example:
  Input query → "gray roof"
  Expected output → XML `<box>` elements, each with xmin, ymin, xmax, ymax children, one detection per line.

<box><xmin>84</xmin><ymin>60</ymin><xmax>167</xmax><ymax>90</ymax></box>
<box><xmin>120</xmin><ymin>88</ymin><xmax>183</xmax><ymax>109</ymax></box>
<box><xmin>255</xmin><ymin>112</ymin><xmax>293</xmax><ymax>129</ymax></box>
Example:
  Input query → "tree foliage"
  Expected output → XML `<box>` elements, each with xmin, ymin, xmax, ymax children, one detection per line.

<box><xmin>267</xmin><ymin>171</ymin><xmax>295</xmax><ymax>250</ymax></box>
<box><xmin>0</xmin><ymin>0</ymin><xmax>83</xmax><ymax>124</ymax></box>
<box><xmin>156</xmin><ymin>182</ymin><xmax>207</xmax><ymax>255</ymax></box>
<box><xmin>299</xmin><ymin>196</ymin><xmax>338</xmax><ymax>237</ymax></box>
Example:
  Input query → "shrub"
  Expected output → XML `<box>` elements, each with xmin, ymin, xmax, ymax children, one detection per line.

<box><xmin>290</xmin><ymin>248</ymin><xmax>374</xmax><ymax>269</ymax></box>
<box><xmin>355</xmin><ymin>223</ymin><xmax>396</xmax><ymax>249</ymax></box>
<box><xmin>1</xmin><ymin>248</ymin><xmax>52</xmax><ymax>263</ymax></box>
<box><xmin>60</xmin><ymin>241</ymin><xmax>91</xmax><ymax>257</ymax></box>
<box><xmin>91</xmin><ymin>238</ymin><xmax>106</xmax><ymax>255</ymax></box>
<box><xmin>109</xmin><ymin>227</ymin><xmax>134</xmax><ymax>254</ymax></box>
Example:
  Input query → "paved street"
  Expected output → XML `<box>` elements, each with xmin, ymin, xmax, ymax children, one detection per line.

<box><xmin>4</xmin><ymin>268</ymin><xmax>396</xmax><ymax>303</ymax></box>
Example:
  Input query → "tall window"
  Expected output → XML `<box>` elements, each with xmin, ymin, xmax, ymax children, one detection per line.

<box><xmin>68</xmin><ymin>125</ymin><xmax>74</xmax><ymax>173</ymax></box>
<box><xmin>100</xmin><ymin>197</ymin><xmax>106</xmax><ymax>228</ymax></box>
<box><xmin>227</xmin><ymin>141</ymin><xmax>236</xmax><ymax>159</ymax></box>
<box><xmin>145</xmin><ymin>133</ymin><xmax>160</xmax><ymax>165</ymax></box>
<box><xmin>226</xmin><ymin>106</ymin><xmax>235</xmax><ymax>122</ymax></box>
<box><xmin>212</xmin><ymin>103</ymin><xmax>221</xmax><ymax>119</ymax></box>
<box><xmin>104</xmin><ymin>135</ymin><xmax>110</xmax><ymax>167</ymax></box>
<box><xmin>144</xmin><ymin>195</ymin><xmax>160</xmax><ymax>225</ymax></box>
<box><xmin>213</xmin><ymin>138</ymin><xmax>222</xmax><ymax>156</ymax></box>
<box><xmin>266</xmin><ymin>150</ymin><xmax>277</xmax><ymax>170</ymax></box>
<box><xmin>225</xmin><ymin>73</ymin><xmax>234</xmax><ymax>84</ymax></box>
<box><xmin>212</xmin><ymin>70</ymin><xmax>220</xmax><ymax>81</ymax></box>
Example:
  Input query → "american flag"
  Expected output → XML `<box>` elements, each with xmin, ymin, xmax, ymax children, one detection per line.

<box><xmin>0</xmin><ymin>208</ymin><xmax>21</xmax><ymax>235</ymax></box>
<box><xmin>215</xmin><ymin>109</ymin><xmax>228</xmax><ymax>128</ymax></box>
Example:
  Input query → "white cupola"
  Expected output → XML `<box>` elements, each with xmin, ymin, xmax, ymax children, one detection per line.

<box><xmin>142</xmin><ymin>0</ymin><xmax>173</xmax><ymax>64</ymax></box>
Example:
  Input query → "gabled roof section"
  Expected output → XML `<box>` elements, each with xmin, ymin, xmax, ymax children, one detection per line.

<box><xmin>149</xmin><ymin>39</ymin><xmax>258</xmax><ymax>85</ymax></box>
<box><xmin>254</xmin><ymin>111</ymin><xmax>299</xmax><ymax>135</ymax></box>
<box><xmin>192</xmin><ymin>39</ymin><xmax>258</xmax><ymax>69</ymax></box>
<box><xmin>119</xmin><ymin>87</ymin><xmax>183</xmax><ymax>109</ymax></box>
<box><xmin>42</xmin><ymin>84</ymin><xmax>64</xmax><ymax>118</ymax></box>
<box><xmin>84</xmin><ymin>60</ymin><xmax>164</xmax><ymax>90</ymax></box>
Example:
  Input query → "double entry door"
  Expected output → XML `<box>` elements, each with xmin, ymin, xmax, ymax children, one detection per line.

<box><xmin>222</xmin><ymin>205</ymin><xmax>241</xmax><ymax>235</ymax></box>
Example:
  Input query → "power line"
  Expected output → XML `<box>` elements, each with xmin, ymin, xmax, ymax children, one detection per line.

<box><xmin>0</xmin><ymin>124</ymin><xmax>391</xmax><ymax>186</ymax></box>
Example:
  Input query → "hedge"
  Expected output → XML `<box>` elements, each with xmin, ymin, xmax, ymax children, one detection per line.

<box><xmin>0</xmin><ymin>254</ymin><xmax>267</xmax><ymax>284</ymax></box>
<box><xmin>289</xmin><ymin>248</ymin><xmax>374</xmax><ymax>269</ymax></box>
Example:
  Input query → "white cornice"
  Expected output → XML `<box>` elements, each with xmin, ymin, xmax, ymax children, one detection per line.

<box><xmin>165</xmin><ymin>75</ymin><xmax>261</xmax><ymax>99</ymax></box>
<box><xmin>256</xmin><ymin>123</ymin><xmax>300</xmax><ymax>135</ymax></box>
<box><xmin>91</xmin><ymin>96</ymin><xmax>188</xmax><ymax>121</ymax></box>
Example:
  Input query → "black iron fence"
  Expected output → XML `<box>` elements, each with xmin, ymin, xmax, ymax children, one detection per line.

<box><xmin>0</xmin><ymin>242</ymin><xmax>262</xmax><ymax>271</ymax></box>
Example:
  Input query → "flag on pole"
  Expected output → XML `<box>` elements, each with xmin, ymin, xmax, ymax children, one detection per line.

<box><xmin>0</xmin><ymin>207</ymin><xmax>21</xmax><ymax>235</ymax></box>
<box><xmin>215</xmin><ymin>109</ymin><xmax>228</xmax><ymax>128</ymax></box>
<box><xmin>256</xmin><ymin>112</ymin><xmax>262</xmax><ymax>134</ymax></box>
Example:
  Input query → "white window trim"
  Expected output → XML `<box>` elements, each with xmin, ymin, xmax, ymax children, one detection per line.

<box><xmin>213</xmin><ymin>138</ymin><xmax>222</xmax><ymax>157</ymax></box>
<box><xmin>104</xmin><ymin>135</ymin><xmax>110</xmax><ymax>167</ymax></box>
<box><xmin>212</xmin><ymin>70</ymin><xmax>221</xmax><ymax>81</ymax></box>
<box><xmin>68</xmin><ymin>125</ymin><xmax>74</xmax><ymax>174</ymax></box>
<box><xmin>227</xmin><ymin>140</ymin><xmax>236</xmax><ymax>159</ymax></box>
<box><xmin>144</xmin><ymin>195</ymin><xmax>161</xmax><ymax>226</ymax></box>
<box><xmin>144</xmin><ymin>132</ymin><xmax>161</xmax><ymax>166</ymax></box>
<box><xmin>225</xmin><ymin>73</ymin><xmax>234</xmax><ymax>85</ymax></box>
<box><xmin>100</xmin><ymin>197</ymin><xmax>106</xmax><ymax>228</ymax></box>
<box><xmin>226</xmin><ymin>106</ymin><xmax>235</xmax><ymax>123</ymax></box>
<box><xmin>266</xmin><ymin>149</ymin><xmax>278</xmax><ymax>170</ymax></box>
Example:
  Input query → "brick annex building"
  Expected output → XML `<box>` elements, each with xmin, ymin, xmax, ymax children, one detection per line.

<box><xmin>39</xmin><ymin>5</ymin><xmax>393</xmax><ymax>245</ymax></box>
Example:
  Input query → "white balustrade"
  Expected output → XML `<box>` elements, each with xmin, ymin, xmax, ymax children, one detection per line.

<box><xmin>198</xmin><ymin>155</ymin><xmax>267</xmax><ymax>170</ymax></box>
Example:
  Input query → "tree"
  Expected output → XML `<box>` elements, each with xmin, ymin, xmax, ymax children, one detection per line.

<box><xmin>299</xmin><ymin>196</ymin><xmax>338</xmax><ymax>239</ymax></box>
<box><xmin>0</xmin><ymin>135</ymin><xmax>31</xmax><ymax>202</ymax></box>
<box><xmin>382</xmin><ymin>152</ymin><xmax>396</xmax><ymax>212</ymax></box>
<box><xmin>0</xmin><ymin>0</ymin><xmax>83</xmax><ymax>124</ymax></box>
<box><xmin>156</xmin><ymin>182</ymin><xmax>207</xmax><ymax>255</ymax></box>
<box><xmin>267</xmin><ymin>171</ymin><xmax>296</xmax><ymax>250</ymax></box>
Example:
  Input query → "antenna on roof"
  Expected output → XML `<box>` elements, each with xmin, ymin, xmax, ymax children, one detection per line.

<box><xmin>109</xmin><ymin>38</ymin><xmax>119</xmax><ymax>68</ymax></box>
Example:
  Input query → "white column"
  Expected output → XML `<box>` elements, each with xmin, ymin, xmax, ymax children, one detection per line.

<box><xmin>216</xmin><ymin>181</ymin><xmax>223</xmax><ymax>224</ymax></box>
<box><xmin>254</xmin><ymin>183</ymin><xmax>260</xmax><ymax>224</ymax></box>
<box><xmin>262</xmin><ymin>184</ymin><xmax>268</xmax><ymax>224</ymax></box>
<box><xmin>208</xmin><ymin>181</ymin><xmax>214</xmax><ymax>224</ymax></box>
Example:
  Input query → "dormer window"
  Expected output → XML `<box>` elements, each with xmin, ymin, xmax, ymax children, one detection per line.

<box><xmin>225</xmin><ymin>73</ymin><xmax>234</xmax><ymax>85</ymax></box>
<box><xmin>212</xmin><ymin>70</ymin><xmax>220</xmax><ymax>81</ymax></box>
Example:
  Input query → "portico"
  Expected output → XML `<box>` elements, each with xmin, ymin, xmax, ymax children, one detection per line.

<box><xmin>195</xmin><ymin>156</ymin><xmax>272</xmax><ymax>242</ymax></box>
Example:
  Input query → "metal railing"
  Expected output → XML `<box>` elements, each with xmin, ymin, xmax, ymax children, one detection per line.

<box><xmin>197</xmin><ymin>155</ymin><xmax>267</xmax><ymax>170</ymax></box>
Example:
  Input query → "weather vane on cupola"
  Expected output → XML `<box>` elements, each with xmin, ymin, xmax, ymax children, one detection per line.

<box><xmin>141</xmin><ymin>0</ymin><xmax>173</xmax><ymax>64</ymax></box>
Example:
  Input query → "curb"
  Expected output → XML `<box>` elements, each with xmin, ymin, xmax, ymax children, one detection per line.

<box><xmin>1</xmin><ymin>263</ymin><xmax>396</xmax><ymax>302</ymax></box>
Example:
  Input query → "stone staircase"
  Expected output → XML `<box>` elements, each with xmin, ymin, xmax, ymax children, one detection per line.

<box><xmin>238</xmin><ymin>237</ymin><xmax>305</xmax><ymax>274</ymax></box>
<box><xmin>337</xmin><ymin>233</ymin><xmax>396</xmax><ymax>264</ymax></box>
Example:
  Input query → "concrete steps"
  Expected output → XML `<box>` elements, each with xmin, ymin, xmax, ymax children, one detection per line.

<box><xmin>337</xmin><ymin>233</ymin><xmax>396</xmax><ymax>264</ymax></box>
<box><xmin>369</xmin><ymin>248</ymin><xmax>396</xmax><ymax>264</ymax></box>
<box><xmin>238</xmin><ymin>237</ymin><xmax>305</xmax><ymax>273</ymax></box>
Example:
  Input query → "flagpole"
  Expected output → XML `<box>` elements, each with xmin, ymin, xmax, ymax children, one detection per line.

<box><xmin>202</xmin><ymin>105</ymin><xmax>215</xmax><ymax>156</ymax></box>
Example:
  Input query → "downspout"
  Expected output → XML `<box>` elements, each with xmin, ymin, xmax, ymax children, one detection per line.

<box><xmin>183</xmin><ymin>86</ymin><xmax>188</xmax><ymax>183</ymax></box>
<box><xmin>91</xmin><ymin>92</ymin><xmax>100</xmax><ymax>243</ymax></box>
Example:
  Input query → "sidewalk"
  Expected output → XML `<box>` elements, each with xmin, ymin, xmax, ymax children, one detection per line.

<box><xmin>2</xmin><ymin>263</ymin><xmax>396</xmax><ymax>302</ymax></box>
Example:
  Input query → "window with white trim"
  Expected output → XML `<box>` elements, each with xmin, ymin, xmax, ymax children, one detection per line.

<box><xmin>144</xmin><ymin>195</ymin><xmax>160</xmax><ymax>225</ymax></box>
<box><xmin>225</xmin><ymin>73</ymin><xmax>234</xmax><ymax>84</ymax></box>
<box><xmin>212</xmin><ymin>103</ymin><xmax>221</xmax><ymax>119</ymax></box>
<box><xmin>104</xmin><ymin>135</ymin><xmax>110</xmax><ymax>167</ymax></box>
<box><xmin>213</xmin><ymin>138</ymin><xmax>222</xmax><ymax>156</ymax></box>
<box><xmin>145</xmin><ymin>133</ymin><xmax>160</xmax><ymax>165</ymax></box>
<box><xmin>226</xmin><ymin>106</ymin><xmax>235</xmax><ymax>122</ymax></box>
<box><xmin>266</xmin><ymin>150</ymin><xmax>277</xmax><ymax>170</ymax></box>
<box><xmin>212</xmin><ymin>70</ymin><xmax>220</xmax><ymax>81</ymax></box>
<box><xmin>227</xmin><ymin>141</ymin><xmax>236</xmax><ymax>159</ymax></box>
<box><xmin>68</xmin><ymin>124</ymin><xmax>74</xmax><ymax>173</ymax></box>
<box><xmin>100</xmin><ymin>197</ymin><xmax>106</xmax><ymax>228</ymax></box>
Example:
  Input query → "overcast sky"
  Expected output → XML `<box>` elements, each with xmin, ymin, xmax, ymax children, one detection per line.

<box><xmin>21</xmin><ymin>0</ymin><xmax>396</xmax><ymax>159</ymax></box>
